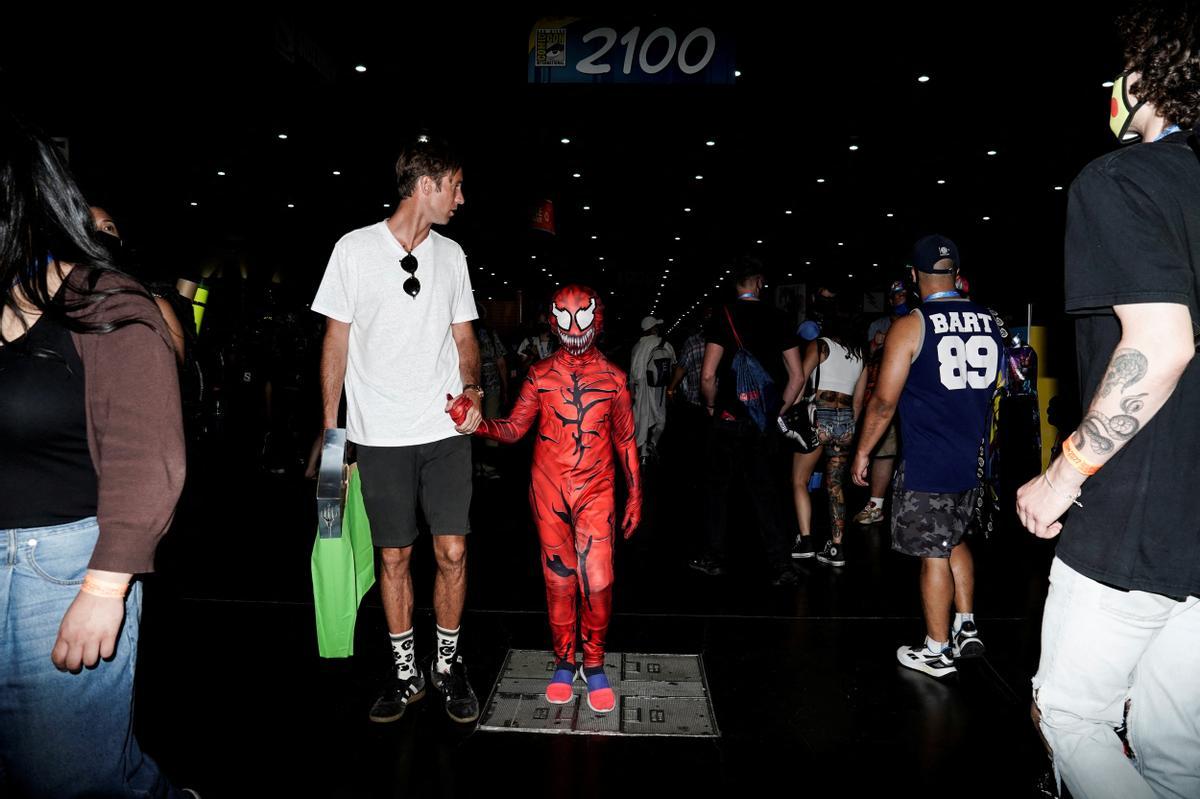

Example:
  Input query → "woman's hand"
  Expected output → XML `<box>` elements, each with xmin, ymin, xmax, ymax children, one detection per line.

<box><xmin>52</xmin><ymin>590</ymin><xmax>127</xmax><ymax>672</ymax></box>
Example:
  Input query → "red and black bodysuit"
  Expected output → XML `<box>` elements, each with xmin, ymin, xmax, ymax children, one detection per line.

<box><xmin>449</xmin><ymin>285</ymin><xmax>641</xmax><ymax>712</ymax></box>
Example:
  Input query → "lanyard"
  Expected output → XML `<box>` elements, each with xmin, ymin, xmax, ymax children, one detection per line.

<box><xmin>922</xmin><ymin>290</ymin><xmax>959</xmax><ymax>302</ymax></box>
<box><xmin>737</xmin><ymin>292</ymin><xmax>757</xmax><ymax>300</ymax></box>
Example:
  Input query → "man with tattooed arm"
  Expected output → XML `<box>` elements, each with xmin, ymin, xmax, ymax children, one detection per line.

<box><xmin>1016</xmin><ymin>4</ymin><xmax>1200</xmax><ymax>797</ymax></box>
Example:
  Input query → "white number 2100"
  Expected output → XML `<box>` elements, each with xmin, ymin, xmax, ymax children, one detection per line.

<box><xmin>937</xmin><ymin>335</ymin><xmax>999</xmax><ymax>390</ymax></box>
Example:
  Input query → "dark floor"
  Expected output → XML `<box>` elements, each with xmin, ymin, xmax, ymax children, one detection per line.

<box><xmin>139</xmin><ymin>420</ymin><xmax>1061</xmax><ymax>798</ymax></box>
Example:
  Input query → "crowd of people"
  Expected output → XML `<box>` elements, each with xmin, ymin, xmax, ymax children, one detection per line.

<box><xmin>2</xmin><ymin>4</ymin><xmax>1198</xmax><ymax>798</ymax></box>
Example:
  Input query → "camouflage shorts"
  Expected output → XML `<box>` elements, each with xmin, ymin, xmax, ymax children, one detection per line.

<box><xmin>890</xmin><ymin>461</ymin><xmax>979</xmax><ymax>559</ymax></box>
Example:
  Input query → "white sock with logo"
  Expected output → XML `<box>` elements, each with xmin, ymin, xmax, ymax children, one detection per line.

<box><xmin>954</xmin><ymin>612</ymin><xmax>974</xmax><ymax>634</ymax></box>
<box><xmin>435</xmin><ymin>625</ymin><xmax>461</xmax><ymax>675</ymax></box>
<box><xmin>389</xmin><ymin>629</ymin><xmax>416</xmax><ymax>680</ymax></box>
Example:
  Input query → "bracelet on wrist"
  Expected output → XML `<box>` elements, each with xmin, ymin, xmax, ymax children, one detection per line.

<box><xmin>80</xmin><ymin>576</ymin><xmax>130</xmax><ymax>599</ymax></box>
<box><xmin>462</xmin><ymin>384</ymin><xmax>485</xmax><ymax>399</ymax></box>
<box><xmin>1043</xmin><ymin>472</ymin><xmax>1083</xmax><ymax>508</ymax></box>
<box><xmin>1062</xmin><ymin>437</ymin><xmax>1101</xmax><ymax>476</ymax></box>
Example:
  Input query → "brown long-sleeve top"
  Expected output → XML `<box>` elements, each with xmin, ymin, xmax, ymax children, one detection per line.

<box><xmin>65</xmin><ymin>269</ymin><xmax>186</xmax><ymax>573</ymax></box>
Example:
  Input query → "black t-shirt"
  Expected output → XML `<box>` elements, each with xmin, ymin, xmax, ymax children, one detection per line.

<box><xmin>1058</xmin><ymin>129</ymin><xmax>1200</xmax><ymax>598</ymax></box>
<box><xmin>704</xmin><ymin>299</ymin><xmax>799</xmax><ymax>420</ymax></box>
<box><xmin>0</xmin><ymin>314</ymin><xmax>99</xmax><ymax>528</ymax></box>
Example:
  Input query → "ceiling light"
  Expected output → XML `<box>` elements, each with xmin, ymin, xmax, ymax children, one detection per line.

<box><xmin>694</xmin><ymin>175</ymin><xmax>704</xmax><ymax>180</ymax></box>
<box><xmin>217</xmin><ymin>171</ymin><xmax>226</xmax><ymax>176</ymax></box>
<box><xmin>849</xmin><ymin>145</ymin><xmax>859</xmax><ymax>151</ymax></box>
<box><xmin>987</xmin><ymin>150</ymin><xmax>998</xmax><ymax>156</ymax></box>
<box><xmin>734</xmin><ymin>70</ymin><xmax>742</xmax><ymax>78</ymax></box>
<box><xmin>706</xmin><ymin>140</ymin><xmax>716</xmax><ymax>146</ymax></box>
<box><xmin>817</xmin><ymin>178</ymin><xmax>826</xmax><ymax>183</ymax></box>
<box><xmin>355</xmin><ymin>65</ymin><xmax>367</xmax><ymax>73</ymax></box>
<box><xmin>982</xmin><ymin>216</ymin><xmax>991</xmax><ymax>221</ymax></box>
<box><xmin>287</xmin><ymin>203</ymin><xmax>295</xmax><ymax>208</ymax></box>
<box><xmin>886</xmin><ymin>212</ymin><xmax>894</xmax><ymax>218</ymax></box>
<box><xmin>189</xmin><ymin>202</ymin><xmax>198</xmax><ymax>207</ymax></box>
<box><xmin>1054</xmin><ymin>185</ymin><xmax>1064</xmax><ymax>191</ymax></box>
<box><xmin>332</xmin><ymin>170</ymin><xmax>341</xmax><ymax>176</ymax></box>
<box><xmin>937</xmin><ymin>179</ymin><xmax>946</xmax><ymax>184</ymax></box>
<box><xmin>561</xmin><ymin>137</ymin><xmax>571</xmax><ymax>144</ymax></box>
<box><xmin>785</xmin><ymin>210</ymin><xmax>793</xmax><ymax>215</ymax></box>
<box><xmin>917</xmin><ymin>75</ymin><xmax>930</xmax><ymax>83</ymax></box>
<box><xmin>1102</xmin><ymin>80</ymin><xmax>1114</xmax><ymax>88</ymax></box>
<box><xmin>572</xmin><ymin>172</ymin><xmax>581</xmax><ymax>178</ymax></box>
<box><xmin>277</xmin><ymin>134</ymin><xmax>288</xmax><ymax>139</ymax></box>
<box><xmin>583</xmin><ymin>205</ymin><xmax>591</xmax><ymax>210</ymax></box>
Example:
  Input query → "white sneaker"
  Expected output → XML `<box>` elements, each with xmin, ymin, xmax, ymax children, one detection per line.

<box><xmin>897</xmin><ymin>643</ymin><xmax>957</xmax><ymax>678</ymax></box>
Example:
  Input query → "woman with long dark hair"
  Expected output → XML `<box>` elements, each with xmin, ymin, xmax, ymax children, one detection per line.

<box><xmin>790</xmin><ymin>311</ymin><xmax>868</xmax><ymax>567</ymax></box>
<box><xmin>0</xmin><ymin>115</ymin><xmax>189</xmax><ymax>796</ymax></box>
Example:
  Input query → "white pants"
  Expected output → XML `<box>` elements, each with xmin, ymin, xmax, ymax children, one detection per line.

<box><xmin>1032</xmin><ymin>557</ymin><xmax>1200</xmax><ymax>799</ymax></box>
<box><xmin>633</xmin><ymin>386</ymin><xmax>666</xmax><ymax>452</ymax></box>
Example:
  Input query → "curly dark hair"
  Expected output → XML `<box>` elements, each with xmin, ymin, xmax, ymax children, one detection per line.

<box><xmin>1118</xmin><ymin>1</ymin><xmax>1200</xmax><ymax>129</ymax></box>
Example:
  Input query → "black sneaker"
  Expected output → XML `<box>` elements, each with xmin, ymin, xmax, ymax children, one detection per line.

<box><xmin>430</xmin><ymin>656</ymin><xmax>480</xmax><ymax>724</ymax></box>
<box><xmin>952</xmin><ymin>621</ymin><xmax>986</xmax><ymax>658</ymax></box>
<box><xmin>368</xmin><ymin>671</ymin><xmax>426</xmax><ymax>723</ymax></box>
<box><xmin>688</xmin><ymin>557</ymin><xmax>726</xmax><ymax>576</ymax></box>
<box><xmin>770</xmin><ymin>565</ymin><xmax>800</xmax><ymax>587</ymax></box>
<box><xmin>791</xmin><ymin>535</ymin><xmax>815</xmax><ymax>559</ymax></box>
<box><xmin>816</xmin><ymin>540</ymin><xmax>846</xmax><ymax>567</ymax></box>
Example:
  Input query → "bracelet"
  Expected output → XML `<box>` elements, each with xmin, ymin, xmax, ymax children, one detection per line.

<box><xmin>462</xmin><ymin>384</ymin><xmax>485</xmax><ymax>399</ymax></box>
<box><xmin>1062</xmin><ymin>437</ymin><xmax>1101</xmax><ymax>476</ymax></box>
<box><xmin>1043</xmin><ymin>473</ymin><xmax>1083</xmax><ymax>508</ymax></box>
<box><xmin>80</xmin><ymin>576</ymin><xmax>130</xmax><ymax>599</ymax></box>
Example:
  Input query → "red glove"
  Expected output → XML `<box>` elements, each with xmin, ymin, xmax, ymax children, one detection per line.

<box><xmin>447</xmin><ymin>393</ymin><xmax>472</xmax><ymax>426</ymax></box>
<box><xmin>621</xmin><ymin>498</ymin><xmax>641</xmax><ymax>539</ymax></box>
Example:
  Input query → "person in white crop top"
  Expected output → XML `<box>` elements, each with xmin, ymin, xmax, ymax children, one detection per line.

<box><xmin>790</xmin><ymin>315</ymin><xmax>868</xmax><ymax>567</ymax></box>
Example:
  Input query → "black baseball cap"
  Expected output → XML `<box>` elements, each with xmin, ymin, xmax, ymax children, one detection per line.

<box><xmin>911</xmin><ymin>234</ymin><xmax>959</xmax><ymax>274</ymax></box>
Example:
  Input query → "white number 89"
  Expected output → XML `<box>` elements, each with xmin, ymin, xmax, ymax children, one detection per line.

<box><xmin>937</xmin><ymin>335</ymin><xmax>998</xmax><ymax>390</ymax></box>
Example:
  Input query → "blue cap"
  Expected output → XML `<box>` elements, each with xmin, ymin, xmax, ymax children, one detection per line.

<box><xmin>911</xmin><ymin>234</ymin><xmax>959</xmax><ymax>274</ymax></box>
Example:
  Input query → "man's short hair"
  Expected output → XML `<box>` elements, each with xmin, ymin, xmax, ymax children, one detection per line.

<box><xmin>395</xmin><ymin>133</ymin><xmax>461</xmax><ymax>199</ymax></box>
<box><xmin>1119</xmin><ymin>1</ymin><xmax>1200</xmax><ymax>129</ymax></box>
<box><xmin>732</xmin><ymin>255</ymin><xmax>765</xmax><ymax>286</ymax></box>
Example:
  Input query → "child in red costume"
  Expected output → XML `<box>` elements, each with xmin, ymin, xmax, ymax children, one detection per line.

<box><xmin>448</xmin><ymin>285</ymin><xmax>641</xmax><ymax>713</ymax></box>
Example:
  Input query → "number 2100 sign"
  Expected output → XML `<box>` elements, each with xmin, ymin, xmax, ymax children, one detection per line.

<box><xmin>577</xmin><ymin>27</ymin><xmax>717</xmax><ymax>77</ymax></box>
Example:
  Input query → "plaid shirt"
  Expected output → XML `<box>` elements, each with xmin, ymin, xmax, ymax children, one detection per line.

<box><xmin>678</xmin><ymin>332</ymin><xmax>705</xmax><ymax>406</ymax></box>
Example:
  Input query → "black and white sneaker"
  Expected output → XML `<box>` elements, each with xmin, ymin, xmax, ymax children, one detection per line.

<box><xmin>368</xmin><ymin>671</ymin><xmax>426</xmax><ymax>723</ymax></box>
<box><xmin>430</xmin><ymin>655</ymin><xmax>480</xmax><ymax>724</ymax></box>
<box><xmin>816</xmin><ymin>540</ymin><xmax>846</xmax><ymax>567</ymax></box>
<box><xmin>897</xmin><ymin>643</ymin><xmax>957</xmax><ymax>678</ymax></box>
<box><xmin>791</xmin><ymin>535</ymin><xmax>815</xmax><ymax>559</ymax></box>
<box><xmin>952</xmin><ymin>621</ymin><xmax>986</xmax><ymax>659</ymax></box>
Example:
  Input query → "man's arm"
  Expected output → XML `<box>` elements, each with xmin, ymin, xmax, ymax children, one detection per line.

<box><xmin>779</xmin><ymin>346</ymin><xmax>804</xmax><ymax>410</ymax></box>
<box><xmin>320</xmin><ymin>319</ymin><xmax>350</xmax><ymax>429</ymax></box>
<box><xmin>449</xmin><ymin>321</ymin><xmax>483</xmax><ymax>434</ymax></box>
<box><xmin>700</xmin><ymin>342</ymin><xmax>723</xmax><ymax>415</ymax></box>
<box><xmin>852</xmin><ymin>314</ymin><xmax>920</xmax><ymax>485</ymax></box>
<box><xmin>666</xmin><ymin>364</ymin><xmax>687</xmax><ymax>402</ymax></box>
<box><xmin>1017</xmin><ymin>303</ymin><xmax>1195</xmax><ymax>538</ymax></box>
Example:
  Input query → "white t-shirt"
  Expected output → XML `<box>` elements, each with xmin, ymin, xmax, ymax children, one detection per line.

<box><xmin>312</xmin><ymin>221</ymin><xmax>477</xmax><ymax>446</ymax></box>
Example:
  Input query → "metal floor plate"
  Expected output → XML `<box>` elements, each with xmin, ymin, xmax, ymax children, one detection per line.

<box><xmin>477</xmin><ymin>650</ymin><xmax>719</xmax><ymax>737</ymax></box>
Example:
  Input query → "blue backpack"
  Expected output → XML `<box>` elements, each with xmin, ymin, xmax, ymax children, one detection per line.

<box><xmin>723</xmin><ymin>306</ymin><xmax>780</xmax><ymax>432</ymax></box>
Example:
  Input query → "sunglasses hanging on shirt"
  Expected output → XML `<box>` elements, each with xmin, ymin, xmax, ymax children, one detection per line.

<box><xmin>400</xmin><ymin>253</ymin><xmax>420</xmax><ymax>299</ymax></box>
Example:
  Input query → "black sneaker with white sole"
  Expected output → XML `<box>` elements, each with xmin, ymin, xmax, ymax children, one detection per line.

<box><xmin>897</xmin><ymin>643</ymin><xmax>957</xmax><ymax>678</ymax></box>
<box><xmin>430</xmin><ymin>655</ymin><xmax>480</xmax><ymax>724</ymax></box>
<box><xmin>791</xmin><ymin>536</ymin><xmax>815</xmax><ymax>559</ymax></box>
<box><xmin>816</xmin><ymin>540</ymin><xmax>846</xmax><ymax>567</ymax></box>
<box><xmin>952</xmin><ymin>621</ymin><xmax>986</xmax><ymax>658</ymax></box>
<box><xmin>368</xmin><ymin>672</ymin><xmax>426</xmax><ymax>722</ymax></box>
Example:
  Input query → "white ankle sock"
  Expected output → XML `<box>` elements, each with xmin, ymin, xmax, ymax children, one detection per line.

<box><xmin>390</xmin><ymin>629</ymin><xmax>416</xmax><ymax>679</ymax></box>
<box><xmin>869</xmin><ymin>497</ymin><xmax>884</xmax><ymax>508</ymax></box>
<box><xmin>954</xmin><ymin>612</ymin><xmax>974</xmax><ymax>633</ymax></box>
<box><xmin>435</xmin><ymin>625</ymin><xmax>460</xmax><ymax>674</ymax></box>
<box><xmin>925</xmin><ymin>636</ymin><xmax>948</xmax><ymax>655</ymax></box>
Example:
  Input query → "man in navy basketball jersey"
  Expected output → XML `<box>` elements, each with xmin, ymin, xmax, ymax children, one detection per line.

<box><xmin>853</xmin><ymin>235</ymin><xmax>1003</xmax><ymax>678</ymax></box>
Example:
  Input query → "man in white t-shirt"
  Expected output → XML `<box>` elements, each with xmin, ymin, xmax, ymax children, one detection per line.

<box><xmin>313</xmin><ymin>134</ymin><xmax>482</xmax><ymax>725</ymax></box>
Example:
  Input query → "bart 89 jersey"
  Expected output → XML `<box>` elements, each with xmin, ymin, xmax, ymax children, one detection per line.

<box><xmin>897</xmin><ymin>298</ymin><xmax>1003</xmax><ymax>493</ymax></box>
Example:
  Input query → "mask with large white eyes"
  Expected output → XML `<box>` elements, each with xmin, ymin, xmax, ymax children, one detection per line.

<box><xmin>575</xmin><ymin>298</ymin><xmax>596</xmax><ymax>331</ymax></box>
<box><xmin>551</xmin><ymin>305</ymin><xmax>572</xmax><ymax>331</ymax></box>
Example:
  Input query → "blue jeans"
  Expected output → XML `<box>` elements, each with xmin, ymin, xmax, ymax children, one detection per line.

<box><xmin>0</xmin><ymin>517</ymin><xmax>180</xmax><ymax>798</ymax></box>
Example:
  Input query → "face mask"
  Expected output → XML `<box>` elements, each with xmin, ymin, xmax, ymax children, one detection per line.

<box><xmin>90</xmin><ymin>229</ymin><xmax>123</xmax><ymax>260</ymax></box>
<box><xmin>1110</xmin><ymin>72</ymin><xmax>1145</xmax><ymax>144</ymax></box>
<box><xmin>893</xmin><ymin>302</ymin><xmax>909</xmax><ymax>316</ymax></box>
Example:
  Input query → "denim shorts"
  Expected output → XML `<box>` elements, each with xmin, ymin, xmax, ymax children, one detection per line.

<box><xmin>814</xmin><ymin>407</ymin><xmax>855</xmax><ymax>441</ymax></box>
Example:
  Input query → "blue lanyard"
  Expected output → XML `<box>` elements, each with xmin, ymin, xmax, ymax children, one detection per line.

<box><xmin>1155</xmin><ymin>125</ymin><xmax>1182</xmax><ymax>142</ymax></box>
<box><xmin>922</xmin><ymin>290</ymin><xmax>959</xmax><ymax>302</ymax></box>
<box><xmin>737</xmin><ymin>292</ymin><xmax>757</xmax><ymax>299</ymax></box>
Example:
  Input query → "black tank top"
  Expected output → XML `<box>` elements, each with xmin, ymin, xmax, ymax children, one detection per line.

<box><xmin>0</xmin><ymin>313</ymin><xmax>98</xmax><ymax>527</ymax></box>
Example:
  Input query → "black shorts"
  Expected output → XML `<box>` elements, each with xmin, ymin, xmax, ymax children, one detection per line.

<box><xmin>355</xmin><ymin>436</ymin><xmax>473</xmax><ymax>548</ymax></box>
<box><xmin>890</xmin><ymin>461</ymin><xmax>979</xmax><ymax>559</ymax></box>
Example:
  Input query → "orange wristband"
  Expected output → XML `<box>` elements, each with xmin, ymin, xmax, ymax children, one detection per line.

<box><xmin>80</xmin><ymin>576</ymin><xmax>130</xmax><ymax>599</ymax></box>
<box><xmin>1062</xmin><ymin>437</ymin><xmax>1101</xmax><ymax>476</ymax></box>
